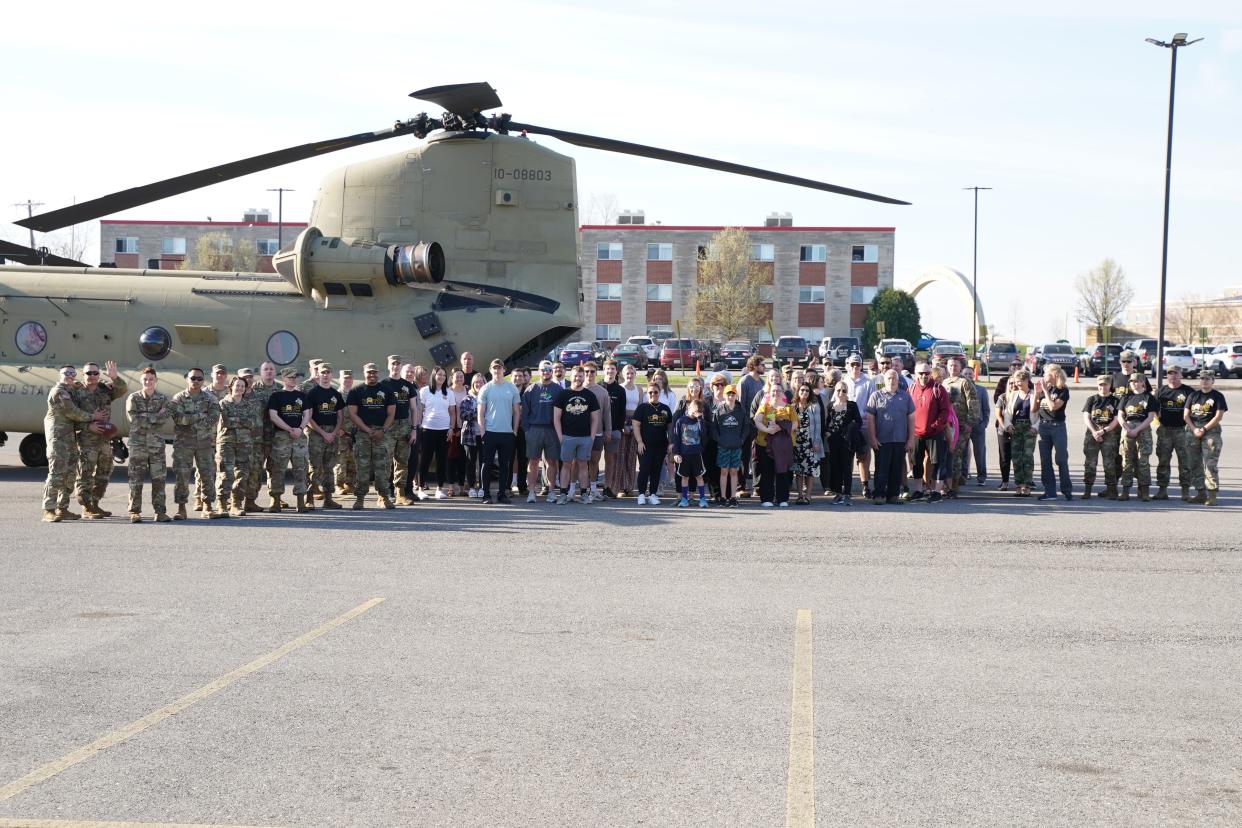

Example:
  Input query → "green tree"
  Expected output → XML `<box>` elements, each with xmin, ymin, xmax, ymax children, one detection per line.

<box><xmin>181</xmin><ymin>232</ymin><xmax>258</xmax><ymax>272</ymax></box>
<box><xmin>692</xmin><ymin>227</ymin><xmax>769</xmax><ymax>341</ymax></box>
<box><xmin>862</xmin><ymin>289</ymin><xmax>921</xmax><ymax>356</ymax></box>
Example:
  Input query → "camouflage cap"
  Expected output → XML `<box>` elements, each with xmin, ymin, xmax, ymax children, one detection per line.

<box><xmin>340</xmin><ymin>369</ymin><xmax>353</xmax><ymax>377</ymax></box>
<box><xmin>1166</xmin><ymin>364</ymin><xmax>1182</xmax><ymax>374</ymax></box>
<box><xmin>280</xmin><ymin>367</ymin><xmax>300</xmax><ymax>378</ymax></box>
<box><xmin>308</xmin><ymin>358</ymin><xmax>322</xmax><ymax>368</ymax></box>
<box><xmin>318</xmin><ymin>362</ymin><xmax>332</xmax><ymax>372</ymax></box>
<box><xmin>363</xmin><ymin>363</ymin><xmax>379</xmax><ymax>373</ymax></box>
<box><xmin>237</xmin><ymin>367</ymin><xmax>255</xmax><ymax>378</ymax></box>
<box><xmin>1200</xmin><ymin>369</ymin><xmax>1215</xmax><ymax>380</ymax></box>
<box><xmin>386</xmin><ymin>354</ymin><xmax>402</xmax><ymax>363</ymax></box>
<box><xmin>1120</xmin><ymin>350</ymin><xmax>1137</xmax><ymax>361</ymax></box>
<box><xmin>1128</xmin><ymin>372</ymin><xmax>1145</xmax><ymax>382</ymax></box>
<box><xmin>1095</xmin><ymin>375</ymin><xmax>1112</xmax><ymax>386</ymax></box>
<box><xmin>210</xmin><ymin>363</ymin><xmax>227</xmax><ymax>373</ymax></box>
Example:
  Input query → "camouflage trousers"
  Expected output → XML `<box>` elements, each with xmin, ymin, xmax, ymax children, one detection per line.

<box><xmin>248</xmin><ymin>429</ymin><xmax>274</xmax><ymax>499</ymax></box>
<box><xmin>1010</xmin><ymin>425</ymin><xmax>1036</xmax><ymax>486</ymax></box>
<box><xmin>174</xmin><ymin>437</ymin><xmax>216</xmax><ymax>505</ymax></box>
<box><xmin>335</xmin><ymin>431</ymin><xmax>356</xmax><ymax>491</ymax></box>
<box><xmin>387</xmin><ymin>419</ymin><xmax>413</xmax><ymax>492</ymax></box>
<box><xmin>1187</xmin><ymin>426</ymin><xmax>1222</xmax><ymax>492</ymax></box>
<box><xmin>354</xmin><ymin>429</ymin><xmax>393</xmax><ymax>499</ymax></box>
<box><xmin>950</xmin><ymin>433</ymin><xmax>971</xmax><ymax>483</ymax></box>
<box><xmin>1154</xmin><ymin>424</ymin><xmax>1191</xmax><ymax>489</ymax></box>
<box><xmin>308</xmin><ymin>431</ymin><xmax>338</xmax><ymax>496</ymax></box>
<box><xmin>216</xmin><ymin>436</ymin><xmax>252</xmax><ymax>508</ymax></box>
<box><xmin>76</xmin><ymin>432</ymin><xmax>113</xmax><ymax>507</ymax></box>
<box><xmin>1119</xmin><ymin>428</ymin><xmax>1153</xmax><ymax>488</ymax></box>
<box><xmin>128</xmin><ymin>438</ymin><xmax>167</xmax><ymax>515</ymax></box>
<box><xmin>269</xmin><ymin>431</ymin><xmax>309</xmax><ymax>497</ymax></box>
<box><xmin>42</xmin><ymin>424</ymin><xmax>80</xmax><ymax>511</ymax></box>
<box><xmin>1082</xmin><ymin>430</ymin><xmax>1120</xmax><ymax>489</ymax></box>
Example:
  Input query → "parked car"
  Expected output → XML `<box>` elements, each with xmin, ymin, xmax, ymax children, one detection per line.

<box><xmin>773</xmin><ymin>335</ymin><xmax>812</xmax><ymax>367</ymax></box>
<box><xmin>980</xmin><ymin>340</ymin><xmax>1020</xmax><ymax>375</ymax></box>
<box><xmin>819</xmin><ymin>336</ymin><xmax>861</xmax><ymax>366</ymax></box>
<box><xmin>875</xmin><ymin>339</ymin><xmax>915</xmax><ymax>367</ymax></box>
<box><xmin>610</xmin><ymin>343</ymin><xmax>648</xmax><ymax>370</ymax></box>
<box><xmin>915</xmin><ymin>331</ymin><xmax>939</xmax><ymax>351</ymax></box>
<box><xmin>1188</xmin><ymin>344</ymin><xmax>1215</xmax><ymax>370</ymax></box>
<box><xmin>1125</xmin><ymin>338</ymin><xmax>1176</xmax><ymax>374</ymax></box>
<box><xmin>695</xmin><ymin>339</ymin><xmax>720</xmax><ymax>364</ymax></box>
<box><xmin>1080</xmin><ymin>343</ymin><xmax>1124</xmax><ymax>376</ymax></box>
<box><xmin>1029</xmin><ymin>342</ymin><xmax>1077</xmax><ymax>374</ymax></box>
<box><xmin>1161</xmin><ymin>347</ymin><xmax>1198</xmax><ymax>377</ymax></box>
<box><xmin>659</xmin><ymin>338</ymin><xmax>702</xmax><ymax>369</ymax></box>
<box><xmin>1207</xmin><ymin>342</ymin><xmax>1242</xmax><ymax>378</ymax></box>
<box><xmin>720</xmin><ymin>340</ymin><xmax>756</xmax><ymax>369</ymax></box>
<box><xmin>558</xmin><ymin>341</ymin><xmax>596</xmax><ymax>367</ymax></box>
<box><xmin>930</xmin><ymin>340</ymin><xmax>966</xmax><ymax>360</ymax></box>
<box><xmin>591</xmin><ymin>341</ymin><xmax>612</xmax><ymax>363</ymax></box>
<box><xmin>626</xmin><ymin>335</ymin><xmax>660</xmax><ymax>362</ymax></box>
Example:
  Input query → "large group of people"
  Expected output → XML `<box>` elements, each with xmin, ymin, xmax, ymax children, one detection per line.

<box><xmin>38</xmin><ymin>347</ymin><xmax>1228</xmax><ymax>522</ymax></box>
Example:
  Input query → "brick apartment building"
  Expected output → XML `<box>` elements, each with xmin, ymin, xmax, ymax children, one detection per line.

<box><xmin>99</xmin><ymin>208</ymin><xmax>307</xmax><ymax>272</ymax></box>
<box><xmin>578</xmin><ymin>213</ymin><xmax>895</xmax><ymax>345</ymax></box>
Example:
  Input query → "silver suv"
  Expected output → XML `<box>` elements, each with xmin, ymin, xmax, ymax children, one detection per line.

<box><xmin>1207</xmin><ymin>343</ymin><xmax>1242</xmax><ymax>378</ymax></box>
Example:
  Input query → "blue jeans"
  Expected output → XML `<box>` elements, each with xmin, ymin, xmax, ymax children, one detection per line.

<box><xmin>1038</xmin><ymin>420</ymin><xmax>1071</xmax><ymax>496</ymax></box>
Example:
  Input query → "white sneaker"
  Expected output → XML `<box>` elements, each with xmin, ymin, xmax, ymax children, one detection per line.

<box><xmin>579</xmin><ymin>492</ymin><xmax>592</xmax><ymax>504</ymax></box>
<box><xmin>779</xmin><ymin>501</ymin><xmax>790</xmax><ymax>508</ymax></box>
<box><xmin>648</xmin><ymin>494</ymin><xmax>660</xmax><ymax>506</ymax></box>
<box><xmin>637</xmin><ymin>494</ymin><xmax>648</xmax><ymax>505</ymax></box>
<box><xmin>526</xmin><ymin>492</ymin><xmax>537</xmax><ymax>504</ymax></box>
<box><xmin>434</xmin><ymin>489</ymin><xmax>446</xmax><ymax>500</ymax></box>
<box><xmin>546</xmin><ymin>490</ymin><xmax>558</xmax><ymax>503</ymax></box>
<box><xmin>762</xmin><ymin>501</ymin><xmax>774</xmax><ymax>508</ymax></box>
<box><xmin>468</xmin><ymin>488</ymin><xmax>479</xmax><ymax>498</ymax></box>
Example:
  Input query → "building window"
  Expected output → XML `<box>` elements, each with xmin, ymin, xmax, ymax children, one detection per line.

<box><xmin>756</xmin><ymin>328</ymin><xmax>774</xmax><ymax>344</ymax></box>
<box><xmin>851</xmin><ymin>244</ymin><xmax>878</xmax><ymax>263</ymax></box>
<box><xmin>850</xmin><ymin>327</ymin><xmax>864</xmax><ymax>339</ymax></box>
<box><xmin>850</xmin><ymin>286</ymin><xmax>879</xmax><ymax>304</ymax></box>
<box><xmin>798</xmin><ymin>286</ymin><xmax>825</xmax><ymax>304</ymax></box>
<box><xmin>596</xmin><ymin>242</ymin><xmax>622</xmax><ymax>260</ymax></box>
<box><xmin>798</xmin><ymin>327</ymin><xmax>825</xmax><ymax>342</ymax></box>
<box><xmin>211</xmin><ymin>236</ymin><xmax>234</xmax><ymax>252</ymax></box>
<box><xmin>645</xmin><ymin>284</ymin><xmax>672</xmax><ymax>301</ymax></box>
<box><xmin>147</xmin><ymin>258</ymin><xmax>162</xmax><ymax>269</ymax></box>
<box><xmin>257</xmin><ymin>239</ymin><xmax>280</xmax><ymax>256</ymax></box>
<box><xmin>646</xmin><ymin>325</ymin><xmax>674</xmax><ymax>337</ymax></box>
<box><xmin>800</xmin><ymin>244</ymin><xmax>827</xmax><ymax>262</ymax></box>
<box><xmin>115</xmin><ymin>237</ymin><xmax>138</xmax><ymax>254</ymax></box>
<box><xmin>595</xmin><ymin>283</ymin><xmax>622</xmax><ymax>301</ymax></box>
<box><xmin>595</xmin><ymin>324</ymin><xmax>621</xmax><ymax>341</ymax></box>
<box><xmin>758</xmin><ymin>286</ymin><xmax>775</xmax><ymax>304</ymax></box>
<box><xmin>161</xmin><ymin>237</ymin><xmax>186</xmax><ymax>256</ymax></box>
<box><xmin>751</xmin><ymin>243</ymin><xmax>775</xmax><ymax>262</ymax></box>
<box><xmin>646</xmin><ymin>243</ymin><xmax>672</xmax><ymax>261</ymax></box>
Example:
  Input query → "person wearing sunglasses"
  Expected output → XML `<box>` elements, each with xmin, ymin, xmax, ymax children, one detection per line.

<box><xmin>125</xmin><ymin>367</ymin><xmax>173</xmax><ymax>523</ymax></box>
<box><xmin>170</xmin><ymin>366</ymin><xmax>222</xmax><ymax>519</ymax></box>
<box><xmin>1117</xmin><ymin>372</ymin><xmax>1158</xmax><ymax>501</ymax></box>
<box><xmin>521</xmin><ymin>361</ymin><xmax>563</xmax><ymax>502</ymax></box>
<box><xmin>909</xmin><ymin>361</ymin><xmax>951</xmax><ymax>503</ymax></box>
<box><xmin>632</xmin><ymin>384</ymin><xmax>673</xmax><ymax>505</ymax></box>
<box><xmin>72</xmin><ymin>360</ymin><xmax>127</xmax><ymax>519</ymax></box>
<box><xmin>42</xmin><ymin>364</ymin><xmax>106</xmax><ymax>522</ymax></box>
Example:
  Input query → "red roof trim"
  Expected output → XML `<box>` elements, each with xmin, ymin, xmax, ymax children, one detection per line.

<box><xmin>579</xmin><ymin>225</ymin><xmax>894</xmax><ymax>232</ymax></box>
<box><xmin>100</xmin><ymin>220</ymin><xmax>309</xmax><ymax>227</ymax></box>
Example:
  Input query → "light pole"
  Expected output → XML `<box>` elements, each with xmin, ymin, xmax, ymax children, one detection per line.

<box><xmin>266</xmin><ymin>187</ymin><xmax>295</xmax><ymax>250</ymax></box>
<box><xmin>963</xmin><ymin>186</ymin><xmax>991</xmax><ymax>359</ymax></box>
<box><xmin>1145</xmin><ymin>32</ymin><xmax>1201</xmax><ymax>388</ymax></box>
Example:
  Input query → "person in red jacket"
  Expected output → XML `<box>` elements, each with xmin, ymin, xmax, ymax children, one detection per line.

<box><xmin>909</xmin><ymin>360</ymin><xmax>951</xmax><ymax>503</ymax></box>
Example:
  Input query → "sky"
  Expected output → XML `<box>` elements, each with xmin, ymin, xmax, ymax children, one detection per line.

<box><xmin>2</xmin><ymin>0</ymin><xmax>1239</xmax><ymax>346</ymax></box>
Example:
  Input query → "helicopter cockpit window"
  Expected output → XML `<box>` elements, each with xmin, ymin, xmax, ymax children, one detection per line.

<box><xmin>138</xmin><ymin>326</ymin><xmax>172</xmax><ymax>361</ymax></box>
<box><xmin>266</xmin><ymin>330</ymin><xmax>299</xmax><ymax>365</ymax></box>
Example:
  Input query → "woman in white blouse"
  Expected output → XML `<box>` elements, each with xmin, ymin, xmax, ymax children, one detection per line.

<box><xmin>417</xmin><ymin>366</ymin><xmax>458</xmax><ymax>500</ymax></box>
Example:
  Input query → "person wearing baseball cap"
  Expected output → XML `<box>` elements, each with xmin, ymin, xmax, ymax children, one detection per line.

<box><xmin>710</xmin><ymin>383</ymin><xmax>748</xmax><ymax>507</ymax></box>
<box><xmin>1117</xmin><ymin>371</ymin><xmax>1158</xmax><ymax>500</ymax></box>
<box><xmin>1080</xmin><ymin>374</ymin><xmax>1121</xmax><ymax>499</ymax></box>
<box><xmin>1185</xmin><ymin>369</ymin><xmax>1227</xmax><ymax>505</ymax></box>
<box><xmin>345</xmin><ymin>362</ymin><xmax>396</xmax><ymax>509</ymax></box>
<box><xmin>1153</xmin><ymin>363</ymin><xmax>1191</xmax><ymax>500</ymax></box>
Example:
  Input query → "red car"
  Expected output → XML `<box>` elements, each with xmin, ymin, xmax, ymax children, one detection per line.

<box><xmin>660</xmin><ymin>338</ymin><xmax>701</xmax><ymax>369</ymax></box>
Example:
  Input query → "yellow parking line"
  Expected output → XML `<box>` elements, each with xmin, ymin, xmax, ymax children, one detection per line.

<box><xmin>0</xmin><ymin>820</ymin><xmax>280</xmax><ymax>828</ymax></box>
<box><xmin>0</xmin><ymin>597</ymin><xmax>385</xmax><ymax>804</ymax></box>
<box><xmin>785</xmin><ymin>608</ymin><xmax>814</xmax><ymax>828</ymax></box>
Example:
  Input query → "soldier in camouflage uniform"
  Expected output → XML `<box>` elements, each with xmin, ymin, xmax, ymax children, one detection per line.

<box><xmin>125</xmin><ymin>367</ymin><xmax>172</xmax><ymax>522</ymax></box>
<box><xmin>1117</xmin><ymin>372</ymin><xmax>1157</xmax><ymax>501</ymax></box>
<box><xmin>72</xmin><ymin>360</ymin><xmax>127</xmax><ymax>519</ymax></box>
<box><xmin>197</xmin><ymin>363</ymin><xmax>230</xmax><ymax>510</ymax></box>
<box><xmin>941</xmin><ymin>357</ymin><xmax>979</xmax><ymax>496</ymax></box>
<box><xmin>42</xmin><ymin>365</ymin><xmax>105</xmax><ymax>522</ymax></box>
<box><xmin>266</xmin><ymin>367</ymin><xmax>313</xmax><ymax>513</ymax></box>
<box><xmin>246</xmin><ymin>362</ymin><xmax>279</xmax><ymax>511</ymax></box>
<box><xmin>1079</xmin><ymin>376</ymin><xmax>1121</xmax><ymax>499</ymax></box>
<box><xmin>381</xmin><ymin>354</ymin><xmax>417</xmax><ymax>505</ymax></box>
<box><xmin>216</xmin><ymin>376</ymin><xmax>252</xmax><ymax>517</ymax></box>
<box><xmin>346</xmin><ymin>363</ymin><xmax>396</xmax><ymax>509</ymax></box>
<box><xmin>170</xmin><ymin>367</ymin><xmax>221</xmax><ymax>519</ymax></box>
<box><xmin>1185</xmin><ymin>370</ymin><xmax>1227</xmax><ymax>506</ymax></box>
<box><xmin>1153</xmin><ymin>364</ymin><xmax>1192</xmax><ymax>500</ymax></box>
<box><xmin>335</xmin><ymin>369</ymin><xmax>357</xmax><ymax>495</ymax></box>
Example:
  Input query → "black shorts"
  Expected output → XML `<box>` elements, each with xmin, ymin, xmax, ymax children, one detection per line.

<box><xmin>675</xmin><ymin>454</ymin><xmax>706</xmax><ymax>479</ymax></box>
<box><xmin>912</xmin><ymin>435</ymin><xmax>942</xmax><ymax>478</ymax></box>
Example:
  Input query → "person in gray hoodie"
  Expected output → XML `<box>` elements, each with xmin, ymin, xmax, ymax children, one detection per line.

<box><xmin>710</xmin><ymin>384</ymin><xmax>752</xmax><ymax>507</ymax></box>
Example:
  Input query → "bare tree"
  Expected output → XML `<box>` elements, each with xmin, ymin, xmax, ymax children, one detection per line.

<box><xmin>584</xmin><ymin>192</ymin><xmax>620</xmax><ymax>225</ymax></box>
<box><xmin>1205</xmin><ymin>302</ymin><xmax>1242</xmax><ymax>341</ymax></box>
<box><xmin>41</xmin><ymin>225</ymin><xmax>95</xmax><ymax>263</ymax></box>
<box><xmin>181</xmin><ymin>233</ymin><xmax>258</xmax><ymax>272</ymax></box>
<box><xmin>1166</xmin><ymin>293</ymin><xmax>1207</xmax><ymax>345</ymax></box>
<box><xmin>1075</xmin><ymin>258</ymin><xmax>1134</xmax><ymax>345</ymax></box>
<box><xmin>692</xmin><ymin>227</ymin><xmax>769</xmax><ymax>341</ymax></box>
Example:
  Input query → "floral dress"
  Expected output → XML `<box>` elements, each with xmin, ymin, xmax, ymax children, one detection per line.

<box><xmin>790</xmin><ymin>405</ymin><xmax>816</xmax><ymax>475</ymax></box>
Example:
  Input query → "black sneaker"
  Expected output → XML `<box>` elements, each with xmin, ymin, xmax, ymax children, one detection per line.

<box><xmin>863</xmin><ymin>486</ymin><xmax>873</xmax><ymax>500</ymax></box>
<box><xmin>927</xmin><ymin>491</ymin><xmax>942</xmax><ymax>503</ymax></box>
<box><xmin>1063</xmin><ymin>492</ymin><xmax>1073</xmax><ymax>501</ymax></box>
<box><xmin>480</xmin><ymin>495</ymin><xmax>493</xmax><ymax>504</ymax></box>
<box><xmin>727</xmin><ymin>497</ymin><xmax>738</xmax><ymax>508</ymax></box>
<box><xmin>603</xmin><ymin>487</ymin><xmax>618</xmax><ymax>499</ymax></box>
<box><xmin>909</xmin><ymin>490</ymin><xmax>925</xmax><ymax>501</ymax></box>
<box><xmin>497</xmin><ymin>495</ymin><xmax>512</xmax><ymax>504</ymax></box>
<box><xmin>944</xmin><ymin>490</ymin><xmax>958</xmax><ymax>500</ymax></box>
<box><xmin>1037</xmin><ymin>493</ymin><xmax>1056</xmax><ymax>501</ymax></box>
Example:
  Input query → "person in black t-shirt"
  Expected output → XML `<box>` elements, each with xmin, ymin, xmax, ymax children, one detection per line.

<box><xmin>1080</xmin><ymin>376</ymin><xmax>1121</xmax><ymax>498</ymax></box>
<box><xmin>632</xmin><ymin>384</ymin><xmax>673</xmax><ymax>504</ymax></box>
<box><xmin>1153</xmin><ymin>364</ymin><xmax>1192</xmax><ymax>499</ymax></box>
<box><xmin>1184</xmin><ymin>370</ymin><xmax>1228</xmax><ymax>504</ymax></box>
<box><xmin>1116</xmin><ymin>372</ymin><xmax>1157</xmax><ymax>499</ymax></box>
<box><xmin>601</xmin><ymin>361</ymin><xmax>628</xmax><ymax>498</ymax></box>
<box><xmin>346</xmin><ymin>363</ymin><xmax>397</xmax><ymax>509</ymax></box>
<box><xmin>381</xmin><ymin>355</ymin><xmax>417</xmax><ymax>505</ymax></box>
<box><xmin>266</xmin><ymin>367</ymin><xmax>312</xmax><ymax>511</ymax></box>
<box><xmin>1034</xmin><ymin>365</ymin><xmax>1072</xmax><ymax>501</ymax></box>
<box><xmin>553</xmin><ymin>365</ymin><xmax>601</xmax><ymax>503</ymax></box>
<box><xmin>305</xmin><ymin>362</ymin><xmax>345</xmax><ymax>509</ymax></box>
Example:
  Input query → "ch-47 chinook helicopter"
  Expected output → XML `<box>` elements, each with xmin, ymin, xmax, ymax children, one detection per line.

<box><xmin>0</xmin><ymin>82</ymin><xmax>909</xmax><ymax>467</ymax></box>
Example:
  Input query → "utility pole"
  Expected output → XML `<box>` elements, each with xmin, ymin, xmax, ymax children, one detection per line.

<box><xmin>962</xmin><ymin>187</ymin><xmax>992</xmax><ymax>359</ymax></box>
<box><xmin>12</xmin><ymin>200</ymin><xmax>44</xmax><ymax>249</ymax></box>
<box><xmin>266</xmin><ymin>188</ymin><xmax>295</xmax><ymax>250</ymax></box>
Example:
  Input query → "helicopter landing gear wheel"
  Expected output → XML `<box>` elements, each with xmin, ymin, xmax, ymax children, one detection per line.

<box><xmin>19</xmin><ymin>433</ymin><xmax>48</xmax><ymax>468</ymax></box>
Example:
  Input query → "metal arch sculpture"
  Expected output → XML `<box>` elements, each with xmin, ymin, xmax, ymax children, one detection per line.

<box><xmin>899</xmin><ymin>265</ymin><xmax>987</xmax><ymax>335</ymax></box>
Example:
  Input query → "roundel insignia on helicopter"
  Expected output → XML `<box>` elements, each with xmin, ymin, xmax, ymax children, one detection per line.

<box><xmin>266</xmin><ymin>331</ymin><xmax>300</xmax><ymax>366</ymax></box>
<box><xmin>15</xmin><ymin>321</ymin><xmax>48</xmax><ymax>356</ymax></box>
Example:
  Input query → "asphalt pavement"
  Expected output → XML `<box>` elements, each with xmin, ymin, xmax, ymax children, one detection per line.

<box><xmin>0</xmin><ymin>386</ymin><xmax>1239</xmax><ymax>827</ymax></box>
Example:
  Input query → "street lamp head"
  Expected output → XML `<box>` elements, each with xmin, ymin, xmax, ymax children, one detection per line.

<box><xmin>1145</xmin><ymin>37</ymin><xmax>1166</xmax><ymax>47</ymax></box>
<box><xmin>1172</xmin><ymin>33</ymin><xmax>1188</xmax><ymax>44</ymax></box>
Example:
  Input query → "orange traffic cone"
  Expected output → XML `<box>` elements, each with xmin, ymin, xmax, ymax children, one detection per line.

<box><xmin>1074</xmin><ymin>364</ymin><xmax>1080</xmax><ymax>384</ymax></box>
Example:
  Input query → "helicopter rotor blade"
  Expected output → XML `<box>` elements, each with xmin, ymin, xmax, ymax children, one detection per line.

<box><xmin>16</xmin><ymin>124</ymin><xmax>420</xmax><ymax>233</ymax></box>
<box><xmin>0</xmin><ymin>238</ymin><xmax>89</xmax><ymax>268</ymax></box>
<box><xmin>410</xmin><ymin>82</ymin><xmax>502</xmax><ymax>117</ymax></box>
<box><xmin>507</xmin><ymin>121</ymin><xmax>911</xmax><ymax>206</ymax></box>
